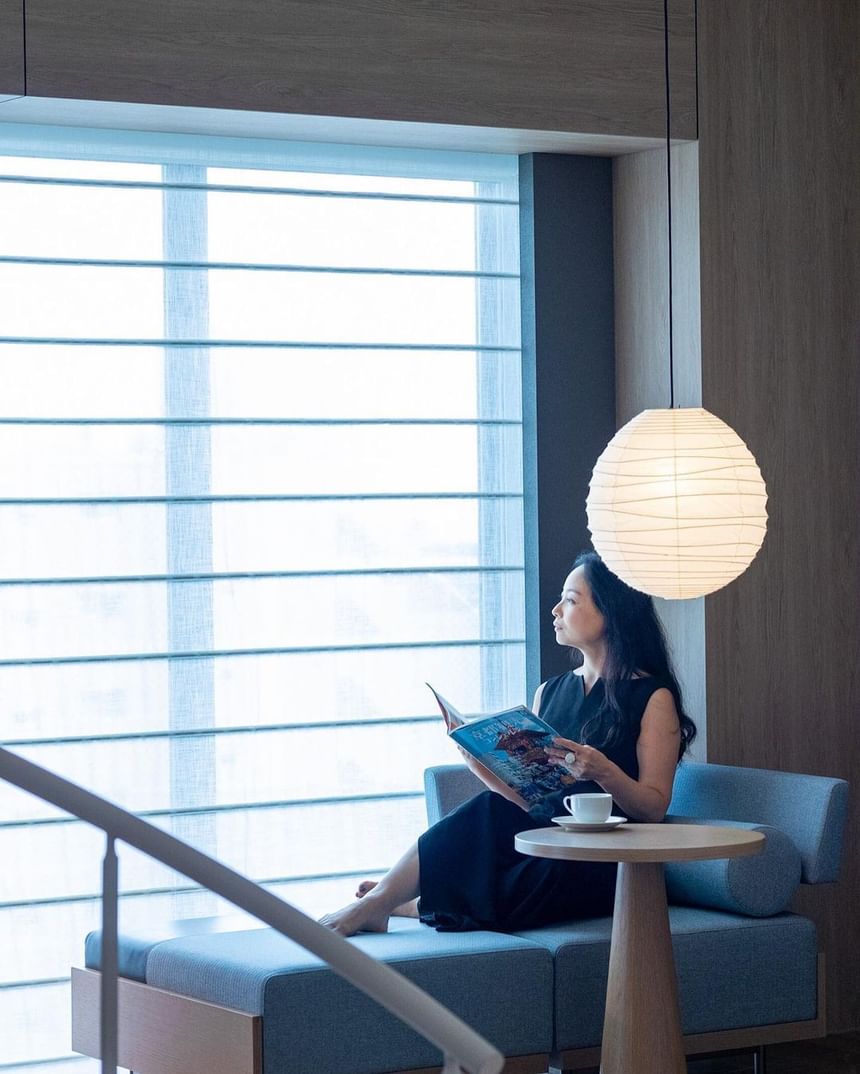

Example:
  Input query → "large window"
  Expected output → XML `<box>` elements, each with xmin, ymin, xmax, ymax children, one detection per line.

<box><xmin>0</xmin><ymin>130</ymin><xmax>524</xmax><ymax>1069</ymax></box>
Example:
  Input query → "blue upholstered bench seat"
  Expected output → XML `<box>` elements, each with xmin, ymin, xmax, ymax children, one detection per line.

<box><xmin>87</xmin><ymin>904</ymin><xmax>817</xmax><ymax>1062</ymax></box>
<box><xmin>79</xmin><ymin>761</ymin><xmax>847</xmax><ymax>1074</ymax></box>
<box><xmin>518</xmin><ymin>907</ymin><xmax>817</xmax><ymax>1050</ymax></box>
<box><xmin>87</xmin><ymin>917</ymin><xmax>555</xmax><ymax>1074</ymax></box>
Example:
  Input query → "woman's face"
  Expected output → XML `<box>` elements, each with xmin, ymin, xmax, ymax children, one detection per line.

<box><xmin>551</xmin><ymin>566</ymin><xmax>606</xmax><ymax>649</ymax></box>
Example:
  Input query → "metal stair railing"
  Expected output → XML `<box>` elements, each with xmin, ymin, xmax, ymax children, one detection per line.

<box><xmin>0</xmin><ymin>745</ymin><xmax>504</xmax><ymax>1074</ymax></box>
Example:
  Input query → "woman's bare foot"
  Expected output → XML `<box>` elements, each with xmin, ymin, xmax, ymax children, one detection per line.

<box><xmin>355</xmin><ymin>879</ymin><xmax>419</xmax><ymax>919</ymax></box>
<box><xmin>319</xmin><ymin>896</ymin><xmax>391</xmax><ymax>937</ymax></box>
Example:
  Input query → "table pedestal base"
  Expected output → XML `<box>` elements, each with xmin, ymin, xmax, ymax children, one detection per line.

<box><xmin>600</xmin><ymin>861</ymin><xmax>686</xmax><ymax>1074</ymax></box>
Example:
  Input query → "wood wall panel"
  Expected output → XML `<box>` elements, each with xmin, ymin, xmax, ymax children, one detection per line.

<box><xmin>613</xmin><ymin>144</ymin><xmax>702</xmax><ymax>418</ymax></box>
<box><xmin>0</xmin><ymin>0</ymin><xmax>25</xmax><ymax>96</ymax></box>
<box><xmin>23</xmin><ymin>0</ymin><xmax>696</xmax><ymax>140</ymax></box>
<box><xmin>698</xmin><ymin>0</ymin><xmax>860</xmax><ymax>1032</ymax></box>
<box><xmin>612</xmin><ymin>142</ymin><xmax>706</xmax><ymax>752</ymax></box>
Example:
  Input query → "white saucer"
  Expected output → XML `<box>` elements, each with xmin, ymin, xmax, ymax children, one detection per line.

<box><xmin>551</xmin><ymin>815</ymin><xmax>628</xmax><ymax>832</ymax></box>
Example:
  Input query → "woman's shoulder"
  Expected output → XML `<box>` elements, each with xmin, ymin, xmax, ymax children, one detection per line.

<box><xmin>620</xmin><ymin>673</ymin><xmax>674</xmax><ymax>708</ymax></box>
<box><xmin>539</xmin><ymin>670</ymin><xmax>574</xmax><ymax>694</ymax></box>
<box><xmin>630</xmin><ymin>670</ymin><xmax>672</xmax><ymax>689</ymax></box>
<box><xmin>535</xmin><ymin>670</ymin><xmax>574</xmax><ymax>708</ymax></box>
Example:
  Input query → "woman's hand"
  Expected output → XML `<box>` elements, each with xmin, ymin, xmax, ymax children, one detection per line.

<box><xmin>546</xmin><ymin>737</ymin><xmax>610</xmax><ymax>784</ymax></box>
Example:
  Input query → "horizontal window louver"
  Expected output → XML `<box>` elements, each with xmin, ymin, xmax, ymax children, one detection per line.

<box><xmin>0</xmin><ymin>130</ymin><xmax>524</xmax><ymax>1070</ymax></box>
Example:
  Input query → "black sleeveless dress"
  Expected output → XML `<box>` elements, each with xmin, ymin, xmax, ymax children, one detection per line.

<box><xmin>417</xmin><ymin>672</ymin><xmax>668</xmax><ymax>932</ymax></box>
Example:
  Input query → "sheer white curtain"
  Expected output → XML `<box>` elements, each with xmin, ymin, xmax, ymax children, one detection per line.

<box><xmin>0</xmin><ymin>128</ymin><xmax>525</xmax><ymax>1070</ymax></box>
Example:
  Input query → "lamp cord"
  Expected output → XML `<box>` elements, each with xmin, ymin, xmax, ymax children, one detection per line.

<box><xmin>664</xmin><ymin>0</ymin><xmax>675</xmax><ymax>409</ymax></box>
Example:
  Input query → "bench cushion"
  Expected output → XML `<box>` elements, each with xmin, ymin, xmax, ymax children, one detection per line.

<box><xmin>516</xmin><ymin>906</ymin><xmax>818</xmax><ymax>1051</ymax></box>
<box><xmin>85</xmin><ymin>913</ymin><xmax>265</xmax><ymax>984</ymax></box>
<box><xmin>89</xmin><ymin>903</ymin><xmax>819</xmax><ymax>1066</ymax></box>
<box><xmin>89</xmin><ymin>918</ymin><xmax>554</xmax><ymax>1074</ymax></box>
<box><xmin>664</xmin><ymin>819</ymin><xmax>802</xmax><ymax>916</ymax></box>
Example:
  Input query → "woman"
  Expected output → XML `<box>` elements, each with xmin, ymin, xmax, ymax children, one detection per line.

<box><xmin>320</xmin><ymin>551</ymin><xmax>696</xmax><ymax>936</ymax></box>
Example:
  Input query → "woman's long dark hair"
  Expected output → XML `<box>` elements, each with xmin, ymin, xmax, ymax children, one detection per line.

<box><xmin>570</xmin><ymin>551</ymin><xmax>697</xmax><ymax>759</ymax></box>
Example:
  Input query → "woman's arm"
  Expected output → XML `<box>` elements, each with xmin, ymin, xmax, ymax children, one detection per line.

<box><xmin>546</xmin><ymin>687</ymin><xmax>681</xmax><ymax>822</ymax></box>
<box><xmin>453</xmin><ymin>682</ymin><xmax>548</xmax><ymax>812</ymax></box>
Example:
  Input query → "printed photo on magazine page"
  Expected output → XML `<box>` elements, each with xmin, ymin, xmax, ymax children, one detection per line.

<box><xmin>426</xmin><ymin>683</ymin><xmax>575</xmax><ymax>805</ymax></box>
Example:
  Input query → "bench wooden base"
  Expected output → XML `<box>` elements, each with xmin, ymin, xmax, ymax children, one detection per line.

<box><xmin>71</xmin><ymin>966</ymin><xmax>549</xmax><ymax>1074</ymax></box>
<box><xmin>72</xmin><ymin>968</ymin><xmax>262</xmax><ymax>1074</ymax></box>
<box><xmin>72</xmin><ymin>954</ymin><xmax>824</xmax><ymax>1074</ymax></box>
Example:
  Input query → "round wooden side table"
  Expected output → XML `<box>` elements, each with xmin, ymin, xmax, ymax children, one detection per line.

<box><xmin>515</xmin><ymin>823</ymin><xmax>764</xmax><ymax>1074</ymax></box>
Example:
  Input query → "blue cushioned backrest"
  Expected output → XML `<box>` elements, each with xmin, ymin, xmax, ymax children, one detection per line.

<box><xmin>424</xmin><ymin>765</ymin><xmax>484</xmax><ymax>826</ymax></box>
<box><xmin>426</xmin><ymin>761</ymin><xmax>849</xmax><ymax>886</ymax></box>
<box><xmin>669</xmin><ymin>761</ymin><xmax>849</xmax><ymax>884</ymax></box>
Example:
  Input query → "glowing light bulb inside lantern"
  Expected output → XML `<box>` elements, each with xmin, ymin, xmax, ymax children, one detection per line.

<box><xmin>586</xmin><ymin>407</ymin><xmax>768</xmax><ymax>600</ymax></box>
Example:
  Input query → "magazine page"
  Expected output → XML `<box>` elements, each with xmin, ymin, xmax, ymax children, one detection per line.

<box><xmin>448</xmin><ymin>707</ymin><xmax>571</xmax><ymax>805</ymax></box>
<box><xmin>425</xmin><ymin>683</ymin><xmax>467</xmax><ymax>729</ymax></box>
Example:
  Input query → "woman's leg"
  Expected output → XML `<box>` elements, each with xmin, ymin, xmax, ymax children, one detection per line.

<box><xmin>319</xmin><ymin>842</ymin><xmax>420</xmax><ymax>936</ymax></box>
<box><xmin>354</xmin><ymin>880</ymin><xmax>418</xmax><ymax>918</ymax></box>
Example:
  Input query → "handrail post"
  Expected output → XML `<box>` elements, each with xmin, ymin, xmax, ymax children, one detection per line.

<box><xmin>100</xmin><ymin>835</ymin><xmax>118</xmax><ymax>1074</ymax></box>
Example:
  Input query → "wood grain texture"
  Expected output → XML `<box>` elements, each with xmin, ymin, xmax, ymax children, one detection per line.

<box><xmin>0</xmin><ymin>0</ymin><xmax>25</xmax><ymax>95</ymax></box>
<box><xmin>612</xmin><ymin>141</ymin><xmax>705</xmax><ymax>751</ymax></box>
<box><xmin>23</xmin><ymin>0</ymin><xmax>696</xmax><ymax>139</ymax></box>
<box><xmin>697</xmin><ymin>0</ymin><xmax>860</xmax><ymax>1033</ymax></box>
<box><xmin>602</xmin><ymin>862</ymin><xmax>686</xmax><ymax>1074</ymax></box>
<box><xmin>71</xmin><ymin>967</ymin><xmax>262</xmax><ymax>1074</ymax></box>
<box><xmin>525</xmin><ymin>835</ymin><xmax>769</xmax><ymax>1074</ymax></box>
<box><xmin>614</xmin><ymin>147</ymin><xmax>672</xmax><ymax>413</ymax></box>
<box><xmin>515</xmin><ymin>823</ymin><xmax>763</xmax><ymax>862</ymax></box>
<box><xmin>612</xmin><ymin>143</ymin><xmax>702</xmax><ymax>435</ymax></box>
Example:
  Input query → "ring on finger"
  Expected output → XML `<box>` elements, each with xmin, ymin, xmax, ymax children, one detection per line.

<box><xmin>564</xmin><ymin>751</ymin><xmax>577</xmax><ymax>765</ymax></box>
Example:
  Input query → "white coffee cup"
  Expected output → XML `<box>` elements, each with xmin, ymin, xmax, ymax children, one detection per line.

<box><xmin>562</xmin><ymin>792</ymin><xmax>613</xmax><ymax>823</ymax></box>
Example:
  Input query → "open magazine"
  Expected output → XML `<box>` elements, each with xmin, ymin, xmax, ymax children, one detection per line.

<box><xmin>426</xmin><ymin>684</ymin><xmax>575</xmax><ymax>805</ymax></box>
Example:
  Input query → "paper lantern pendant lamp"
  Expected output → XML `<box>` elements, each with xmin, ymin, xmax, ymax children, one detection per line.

<box><xmin>586</xmin><ymin>407</ymin><xmax>768</xmax><ymax>599</ymax></box>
